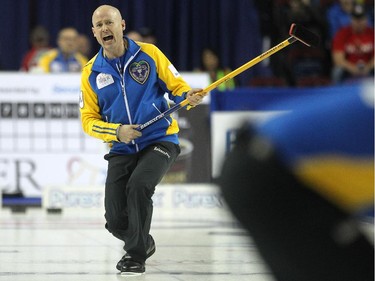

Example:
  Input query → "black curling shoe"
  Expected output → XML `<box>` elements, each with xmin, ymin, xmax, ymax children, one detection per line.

<box><xmin>116</xmin><ymin>235</ymin><xmax>156</xmax><ymax>272</ymax></box>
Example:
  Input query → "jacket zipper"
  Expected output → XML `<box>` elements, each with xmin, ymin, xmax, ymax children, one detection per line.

<box><xmin>117</xmin><ymin>49</ymin><xmax>141</xmax><ymax>152</ymax></box>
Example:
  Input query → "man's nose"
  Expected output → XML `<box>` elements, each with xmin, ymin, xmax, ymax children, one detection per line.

<box><xmin>101</xmin><ymin>24</ymin><xmax>109</xmax><ymax>32</ymax></box>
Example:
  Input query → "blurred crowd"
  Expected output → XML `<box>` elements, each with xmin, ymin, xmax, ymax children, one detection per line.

<box><xmin>19</xmin><ymin>26</ymin><xmax>157</xmax><ymax>74</ymax></box>
<box><xmin>20</xmin><ymin>26</ymin><xmax>89</xmax><ymax>73</ymax></box>
<box><xmin>13</xmin><ymin>0</ymin><xmax>375</xmax><ymax>87</ymax></box>
<box><xmin>254</xmin><ymin>0</ymin><xmax>374</xmax><ymax>86</ymax></box>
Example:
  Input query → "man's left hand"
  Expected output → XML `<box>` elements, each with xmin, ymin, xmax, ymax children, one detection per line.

<box><xmin>186</xmin><ymin>88</ymin><xmax>204</xmax><ymax>107</ymax></box>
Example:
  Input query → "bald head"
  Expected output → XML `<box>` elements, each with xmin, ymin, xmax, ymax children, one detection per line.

<box><xmin>92</xmin><ymin>5</ymin><xmax>122</xmax><ymax>26</ymax></box>
<box><xmin>91</xmin><ymin>5</ymin><xmax>126</xmax><ymax>59</ymax></box>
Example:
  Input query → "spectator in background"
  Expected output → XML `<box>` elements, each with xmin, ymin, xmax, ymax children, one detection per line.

<box><xmin>38</xmin><ymin>27</ymin><xmax>88</xmax><ymax>73</ymax></box>
<box><xmin>125</xmin><ymin>30</ymin><xmax>143</xmax><ymax>42</ymax></box>
<box><xmin>77</xmin><ymin>33</ymin><xmax>92</xmax><ymax>58</ymax></box>
<box><xmin>280</xmin><ymin>0</ymin><xmax>326</xmax><ymax>36</ymax></box>
<box><xmin>331</xmin><ymin>4</ymin><xmax>374</xmax><ymax>84</ymax></box>
<box><xmin>326</xmin><ymin>0</ymin><xmax>354</xmax><ymax>40</ymax></box>
<box><xmin>272</xmin><ymin>0</ymin><xmax>329</xmax><ymax>86</ymax></box>
<box><xmin>20</xmin><ymin>25</ymin><xmax>51</xmax><ymax>72</ymax></box>
<box><xmin>196</xmin><ymin>47</ymin><xmax>236</xmax><ymax>91</ymax></box>
<box><xmin>253</xmin><ymin>0</ymin><xmax>281</xmax><ymax>80</ymax></box>
<box><xmin>138</xmin><ymin>27</ymin><xmax>157</xmax><ymax>44</ymax></box>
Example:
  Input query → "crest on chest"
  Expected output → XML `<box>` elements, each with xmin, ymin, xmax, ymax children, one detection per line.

<box><xmin>129</xmin><ymin>60</ymin><xmax>150</xmax><ymax>84</ymax></box>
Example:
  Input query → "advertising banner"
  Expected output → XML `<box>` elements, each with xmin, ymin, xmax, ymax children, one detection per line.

<box><xmin>0</xmin><ymin>72</ymin><xmax>210</xmax><ymax>199</ymax></box>
<box><xmin>42</xmin><ymin>184</ymin><xmax>230</xmax><ymax>221</ymax></box>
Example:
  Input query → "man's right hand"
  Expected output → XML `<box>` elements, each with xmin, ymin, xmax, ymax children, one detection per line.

<box><xmin>117</xmin><ymin>125</ymin><xmax>142</xmax><ymax>143</ymax></box>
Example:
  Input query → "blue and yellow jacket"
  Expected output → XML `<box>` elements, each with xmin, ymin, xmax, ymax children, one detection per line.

<box><xmin>256</xmin><ymin>87</ymin><xmax>374</xmax><ymax>214</ymax></box>
<box><xmin>79</xmin><ymin>38</ymin><xmax>191</xmax><ymax>154</ymax></box>
<box><xmin>39</xmin><ymin>48</ymin><xmax>88</xmax><ymax>72</ymax></box>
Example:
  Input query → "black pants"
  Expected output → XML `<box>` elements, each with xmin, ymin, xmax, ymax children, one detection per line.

<box><xmin>104</xmin><ymin>141</ymin><xmax>180</xmax><ymax>262</ymax></box>
<box><xmin>219</xmin><ymin>128</ymin><xmax>374</xmax><ymax>281</ymax></box>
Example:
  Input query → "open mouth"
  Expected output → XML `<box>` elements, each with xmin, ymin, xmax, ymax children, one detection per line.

<box><xmin>103</xmin><ymin>35</ymin><xmax>114</xmax><ymax>41</ymax></box>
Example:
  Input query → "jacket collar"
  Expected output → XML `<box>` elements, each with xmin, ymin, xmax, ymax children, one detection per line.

<box><xmin>92</xmin><ymin>37</ymin><xmax>141</xmax><ymax>77</ymax></box>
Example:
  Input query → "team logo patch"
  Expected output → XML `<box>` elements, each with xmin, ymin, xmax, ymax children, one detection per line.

<box><xmin>129</xmin><ymin>60</ymin><xmax>150</xmax><ymax>84</ymax></box>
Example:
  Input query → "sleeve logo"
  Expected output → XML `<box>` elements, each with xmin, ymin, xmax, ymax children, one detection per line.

<box><xmin>79</xmin><ymin>91</ymin><xmax>84</xmax><ymax>108</ymax></box>
<box><xmin>168</xmin><ymin>64</ymin><xmax>181</xmax><ymax>78</ymax></box>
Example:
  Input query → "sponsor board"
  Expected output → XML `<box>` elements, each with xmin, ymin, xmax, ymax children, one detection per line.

<box><xmin>43</xmin><ymin>184</ymin><xmax>231</xmax><ymax>220</ymax></box>
<box><xmin>0</xmin><ymin>73</ymin><xmax>210</xmax><ymax>198</ymax></box>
